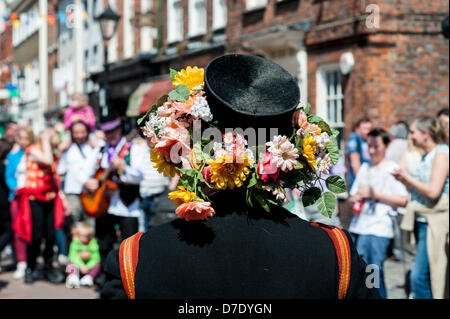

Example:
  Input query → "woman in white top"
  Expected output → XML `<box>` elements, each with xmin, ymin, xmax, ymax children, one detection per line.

<box><xmin>393</xmin><ymin>116</ymin><xmax>449</xmax><ymax>299</ymax></box>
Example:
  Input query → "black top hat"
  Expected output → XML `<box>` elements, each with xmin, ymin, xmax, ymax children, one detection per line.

<box><xmin>204</xmin><ymin>54</ymin><xmax>300</xmax><ymax>136</ymax></box>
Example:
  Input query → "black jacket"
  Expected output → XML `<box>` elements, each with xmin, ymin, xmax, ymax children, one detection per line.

<box><xmin>101</xmin><ymin>191</ymin><xmax>380</xmax><ymax>299</ymax></box>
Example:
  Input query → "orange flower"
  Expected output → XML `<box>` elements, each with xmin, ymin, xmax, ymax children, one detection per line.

<box><xmin>309</xmin><ymin>124</ymin><xmax>322</xmax><ymax>136</ymax></box>
<box><xmin>292</xmin><ymin>110</ymin><xmax>321</xmax><ymax>135</ymax></box>
<box><xmin>175</xmin><ymin>201</ymin><xmax>216</xmax><ymax>221</ymax></box>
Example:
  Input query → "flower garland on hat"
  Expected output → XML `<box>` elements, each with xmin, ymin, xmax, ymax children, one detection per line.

<box><xmin>138</xmin><ymin>66</ymin><xmax>347</xmax><ymax>221</ymax></box>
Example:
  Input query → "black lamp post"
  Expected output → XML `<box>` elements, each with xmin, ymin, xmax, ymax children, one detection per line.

<box><xmin>95</xmin><ymin>5</ymin><xmax>121</xmax><ymax>117</ymax></box>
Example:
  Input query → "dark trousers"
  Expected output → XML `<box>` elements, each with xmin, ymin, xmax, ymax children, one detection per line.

<box><xmin>95</xmin><ymin>214</ymin><xmax>138</xmax><ymax>268</ymax></box>
<box><xmin>0</xmin><ymin>216</ymin><xmax>13</xmax><ymax>255</ymax></box>
<box><xmin>27</xmin><ymin>200</ymin><xmax>55</xmax><ymax>270</ymax></box>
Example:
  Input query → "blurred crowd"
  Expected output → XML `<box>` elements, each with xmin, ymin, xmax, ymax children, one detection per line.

<box><xmin>0</xmin><ymin>91</ymin><xmax>448</xmax><ymax>299</ymax></box>
<box><xmin>0</xmin><ymin>92</ymin><xmax>178</xmax><ymax>290</ymax></box>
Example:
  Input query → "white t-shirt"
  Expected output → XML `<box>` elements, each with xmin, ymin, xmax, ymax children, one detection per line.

<box><xmin>56</xmin><ymin>142</ymin><xmax>99</xmax><ymax>194</ymax></box>
<box><xmin>349</xmin><ymin>160</ymin><xmax>408</xmax><ymax>239</ymax></box>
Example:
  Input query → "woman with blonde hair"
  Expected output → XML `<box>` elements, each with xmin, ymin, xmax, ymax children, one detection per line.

<box><xmin>393</xmin><ymin>116</ymin><xmax>449</xmax><ymax>299</ymax></box>
<box><xmin>5</xmin><ymin>126</ymin><xmax>35</xmax><ymax>279</ymax></box>
<box><xmin>12</xmin><ymin>127</ymin><xmax>65</xmax><ymax>284</ymax></box>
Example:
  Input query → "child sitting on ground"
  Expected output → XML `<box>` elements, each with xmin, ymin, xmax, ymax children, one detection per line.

<box><xmin>66</xmin><ymin>222</ymin><xmax>101</xmax><ymax>288</ymax></box>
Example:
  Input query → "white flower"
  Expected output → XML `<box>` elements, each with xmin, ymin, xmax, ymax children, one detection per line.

<box><xmin>191</xmin><ymin>96</ymin><xmax>213</xmax><ymax>122</ymax></box>
<box><xmin>269</xmin><ymin>138</ymin><xmax>299</xmax><ymax>172</ymax></box>
<box><xmin>263</xmin><ymin>185</ymin><xmax>274</xmax><ymax>193</ymax></box>
<box><xmin>266</xmin><ymin>135</ymin><xmax>290</xmax><ymax>154</ymax></box>
<box><xmin>244</xmin><ymin>149</ymin><xmax>255</xmax><ymax>165</ymax></box>
<box><xmin>144</xmin><ymin>113</ymin><xmax>167</xmax><ymax>138</ymax></box>
<box><xmin>314</xmin><ymin>132</ymin><xmax>330</xmax><ymax>151</ymax></box>
<box><xmin>318</xmin><ymin>154</ymin><xmax>332</xmax><ymax>175</ymax></box>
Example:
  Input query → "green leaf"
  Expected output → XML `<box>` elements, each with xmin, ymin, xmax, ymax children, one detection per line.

<box><xmin>137</xmin><ymin>112</ymin><xmax>148</xmax><ymax>126</ymax></box>
<box><xmin>254</xmin><ymin>191</ymin><xmax>271</xmax><ymax>212</ymax></box>
<box><xmin>304</xmin><ymin>103</ymin><xmax>311</xmax><ymax>114</ymax></box>
<box><xmin>246</xmin><ymin>188</ymin><xmax>253</xmax><ymax>207</ymax></box>
<box><xmin>302</xmin><ymin>187</ymin><xmax>322</xmax><ymax>207</ymax></box>
<box><xmin>193</xmin><ymin>142</ymin><xmax>210</xmax><ymax>162</ymax></box>
<box><xmin>307</xmin><ymin>114</ymin><xmax>324</xmax><ymax>124</ymax></box>
<box><xmin>157</xmin><ymin>94</ymin><xmax>169</xmax><ymax>107</ymax></box>
<box><xmin>295</xmin><ymin>161</ymin><xmax>304</xmax><ymax>170</ymax></box>
<box><xmin>326</xmin><ymin>141</ymin><xmax>340</xmax><ymax>165</ymax></box>
<box><xmin>316</xmin><ymin>192</ymin><xmax>336</xmax><ymax>218</ymax></box>
<box><xmin>137</xmin><ymin>104</ymin><xmax>157</xmax><ymax>126</ymax></box>
<box><xmin>331</xmin><ymin>129</ymin><xmax>340</xmax><ymax>138</ymax></box>
<box><xmin>170</xmin><ymin>69</ymin><xmax>178</xmax><ymax>81</ymax></box>
<box><xmin>168</xmin><ymin>84</ymin><xmax>190</xmax><ymax>101</ymax></box>
<box><xmin>318</xmin><ymin>121</ymin><xmax>332</xmax><ymax>136</ymax></box>
<box><xmin>325</xmin><ymin>175</ymin><xmax>347</xmax><ymax>194</ymax></box>
<box><xmin>283</xmin><ymin>168</ymin><xmax>309</xmax><ymax>189</ymax></box>
<box><xmin>247</xmin><ymin>172</ymin><xmax>258</xmax><ymax>189</ymax></box>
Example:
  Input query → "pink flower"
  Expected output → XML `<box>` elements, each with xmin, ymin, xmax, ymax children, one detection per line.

<box><xmin>292</xmin><ymin>110</ymin><xmax>308</xmax><ymax>128</ymax></box>
<box><xmin>154</xmin><ymin>126</ymin><xmax>190</xmax><ymax>163</ymax></box>
<box><xmin>175</xmin><ymin>201</ymin><xmax>216</xmax><ymax>221</ymax></box>
<box><xmin>202</xmin><ymin>166</ymin><xmax>212</xmax><ymax>183</ymax></box>
<box><xmin>257</xmin><ymin>152</ymin><xmax>281</xmax><ymax>183</ymax></box>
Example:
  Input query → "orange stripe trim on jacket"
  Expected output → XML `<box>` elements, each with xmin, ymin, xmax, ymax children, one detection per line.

<box><xmin>119</xmin><ymin>232</ymin><xmax>145</xmax><ymax>299</ymax></box>
<box><xmin>311</xmin><ymin>222</ymin><xmax>351</xmax><ymax>299</ymax></box>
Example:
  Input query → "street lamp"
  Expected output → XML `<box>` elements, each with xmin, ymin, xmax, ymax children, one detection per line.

<box><xmin>95</xmin><ymin>5</ymin><xmax>121</xmax><ymax>116</ymax></box>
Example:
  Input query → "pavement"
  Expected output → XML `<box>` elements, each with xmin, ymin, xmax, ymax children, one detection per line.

<box><xmin>0</xmin><ymin>255</ymin><xmax>99</xmax><ymax>299</ymax></box>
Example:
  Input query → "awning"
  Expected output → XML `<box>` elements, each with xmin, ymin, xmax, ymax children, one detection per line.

<box><xmin>126</xmin><ymin>78</ymin><xmax>174</xmax><ymax>117</ymax></box>
<box><xmin>126</xmin><ymin>82</ymin><xmax>152</xmax><ymax>117</ymax></box>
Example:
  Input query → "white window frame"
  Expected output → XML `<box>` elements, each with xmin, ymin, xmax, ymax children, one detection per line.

<box><xmin>140</xmin><ymin>0</ymin><xmax>154</xmax><ymax>52</ymax></box>
<box><xmin>123</xmin><ymin>0</ymin><xmax>135</xmax><ymax>58</ymax></box>
<box><xmin>212</xmin><ymin>0</ymin><xmax>227</xmax><ymax>31</ymax></box>
<box><xmin>189</xmin><ymin>0</ymin><xmax>206</xmax><ymax>37</ymax></box>
<box><xmin>245</xmin><ymin>0</ymin><xmax>268</xmax><ymax>11</ymax></box>
<box><xmin>316</xmin><ymin>63</ymin><xmax>345</xmax><ymax>148</ymax></box>
<box><xmin>167</xmin><ymin>0</ymin><xmax>183</xmax><ymax>43</ymax></box>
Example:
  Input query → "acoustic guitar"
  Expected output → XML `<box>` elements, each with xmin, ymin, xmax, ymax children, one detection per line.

<box><xmin>80</xmin><ymin>130</ymin><xmax>138</xmax><ymax>218</ymax></box>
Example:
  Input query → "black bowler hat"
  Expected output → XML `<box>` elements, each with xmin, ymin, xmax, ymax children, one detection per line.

<box><xmin>204</xmin><ymin>54</ymin><xmax>300</xmax><ymax>136</ymax></box>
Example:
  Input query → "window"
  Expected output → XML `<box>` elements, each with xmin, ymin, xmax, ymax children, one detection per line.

<box><xmin>316</xmin><ymin>65</ymin><xmax>345</xmax><ymax>149</ymax></box>
<box><xmin>246</xmin><ymin>0</ymin><xmax>268</xmax><ymax>11</ymax></box>
<box><xmin>167</xmin><ymin>0</ymin><xmax>183</xmax><ymax>43</ymax></box>
<box><xmin>124</xmin><ymin>0</ymin><xmax>135</xmax><ymax>58</ymax></box>
<box><xmin>189</xmin><ymin>0</ymin><xmax>206</xmax><ymax>37</ymax></box>
<box><xmin>212</xmin><ymin>0</ymin><xmax>227</xmax><ymax>31</ymax></box>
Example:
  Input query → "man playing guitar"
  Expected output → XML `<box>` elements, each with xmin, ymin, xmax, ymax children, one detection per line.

<box><xmin>83</xmin><ymin>114</ymin><xmax>144</xmax><ymax>286</ymax></box>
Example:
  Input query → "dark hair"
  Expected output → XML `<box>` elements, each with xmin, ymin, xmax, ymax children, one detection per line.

<box><xmin>70</xmin><ymin>120</ymin><xmax>90</xmax><ymax>135</ymax></box>
<box><xmin>368</xmin><ymin>128</ymin><xmax>391</xmax><ymax>146</ymax></box>
<box><xmin>353</xmin><ymin>116</ymin><xmax>371</xmax><ymax>131</ymax></box>
<box><xmin>0</xmin><ymin>140</ymin><xmax>13</xmax><ymax>161</ymax></box>
<box><xmin>5</xmin><ymin>120</ymin><xmax>18</xmax><ymax>130</ymax></box>
<box><xmin>437</xmin><ymin>108</ymin><xmax>449</xmax><ymax>118</ymax></box>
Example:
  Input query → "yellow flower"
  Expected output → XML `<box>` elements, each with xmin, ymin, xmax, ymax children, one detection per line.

<box><xmin>150</xmin><ymin>149</ymin><xmax>178</xmax><ymax>177</ymax></box>
<box><xmin>302</xmin><ymin>135</ymin><xmax>317</xmax><ymax>169</ymax></box>
<box><xmin>172</xmin><ymin>66</ymin><xmax>204</xmax><ymax>91</ymax></box>
<box><xmin>168</xmin><ymin>186</ymin><xmax>199</xmax><ymax>206</ymax></box>
<box><xmin>206</xmin><ymin>153</ymin><xmax>252</xmax><ymax>190</ymax></box>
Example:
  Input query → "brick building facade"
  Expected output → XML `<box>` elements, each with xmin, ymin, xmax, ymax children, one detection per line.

<box><xmin>223</xmin><ymin>0</ymin><xmax>449</xmax><ymax>147</ymax></box>
<box><xmin>119</xmin><ymin>0</ymin><xmax>447</xmax><ymax>148</ymax></box>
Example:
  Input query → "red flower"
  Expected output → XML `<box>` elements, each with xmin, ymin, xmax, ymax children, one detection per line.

<box><xmin>257</xmin><ymin>152</ymin><xmax>281</xmax><ymax>183</ymax></box>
